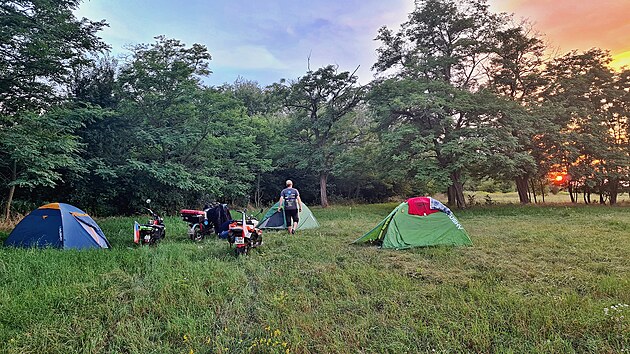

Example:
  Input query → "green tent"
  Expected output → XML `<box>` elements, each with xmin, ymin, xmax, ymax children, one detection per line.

<box><xmin>257</xmin><ymin>201</ymin><xmax>320</xmax><ymax>230</ymax></box>
<box><xmin>353</xmin><ymin>197</ymin><xmax>471</xmax><ymax>249</ymax></box>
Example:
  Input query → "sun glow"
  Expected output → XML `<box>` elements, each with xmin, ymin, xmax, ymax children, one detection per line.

<box><xmin>610</xmin><ymin>51</ymin><xmax>630</xmax><ymax>71</ymax></box>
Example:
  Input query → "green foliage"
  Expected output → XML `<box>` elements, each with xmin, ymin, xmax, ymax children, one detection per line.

<box><xmin>69</xmin><ymin>56</ymin><xmax>118</xmax><ymax>108</ymax></box>
<box><xmin>0</xmin><ymin>0</ymin><xmax>108</xmax><ymax>115</ymax></box>
<box><xmin>0</xmin><ymin>110</ymin><xmax>83</xmax><ymax>188</ymax></box>
<box><xmin>0</xmin><ymin>0</ymin><xmax>627</xmax><ymax>215</ymax></box>
<box><xmin>0</xmin><ymin>108</ymin><xmax>89</xmax><ymax>217</ymax></box>
<box><xmin>91</xmin><ymin>36</ymin><xmax>271</xmax><ymax>212</ymax></box>
<box><xmin>540</xmin><ymin>49</ymin><xmax>630</xmax><ymax>204</ymax></box>
<box><xmin>277</xmin><ymin>65</ymin><xmax>367</xmax><ymax>207</ymax></box>
<box><xmin>371</xmin><ymin>0</ymin><xmax>510</xmax><ymax>208</ymax></box>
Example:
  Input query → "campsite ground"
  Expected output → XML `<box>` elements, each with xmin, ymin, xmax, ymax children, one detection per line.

<box><xmin>0</xmin><ymin>202</ymin><xmax>628</xmax><ymax>353</ymax></box>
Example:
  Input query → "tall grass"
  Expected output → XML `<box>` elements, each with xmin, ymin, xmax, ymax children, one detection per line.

<box><xmin>0</xmin><ymin>204</ymin><xmax>628</xmax><ymax>353</ymax></box>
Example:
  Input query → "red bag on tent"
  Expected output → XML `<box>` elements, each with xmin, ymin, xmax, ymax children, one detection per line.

<box><xmin>406</xmin><ymin>197</ymin><xmax>439</xmax><ymax>216</ymax></box>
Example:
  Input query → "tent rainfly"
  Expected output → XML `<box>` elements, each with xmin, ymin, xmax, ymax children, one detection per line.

<box><xmin>353</xmin><ymin>197</ymin><xmax>471</xmax><ymax>249</ymax></box>
<box><xmin>257</xmin><ymin>201</ymin><xmax>319</xmax><ymax>230</ymax></box>
<box><xmin>4</xmin><ymin>203</ymin><xmax>110</xmax><ymax>249</ymax></box>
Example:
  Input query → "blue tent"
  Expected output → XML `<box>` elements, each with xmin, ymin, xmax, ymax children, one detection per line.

<box><xmin>4</xmin><ymin>203</ymin><xmax>110</xmax><ymax>249</ymax></box>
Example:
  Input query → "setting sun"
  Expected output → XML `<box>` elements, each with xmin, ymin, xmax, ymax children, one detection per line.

<box><xmin>611</xmin><ymin>51</ymin><xmax>630</xmax><ymax>70</ymax></box>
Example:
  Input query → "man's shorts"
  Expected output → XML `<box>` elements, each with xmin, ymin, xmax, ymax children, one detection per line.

<box><xmin>284</xmin><ymin>208</ymin><xmax>299</xmax><ymax>226</ymax></box>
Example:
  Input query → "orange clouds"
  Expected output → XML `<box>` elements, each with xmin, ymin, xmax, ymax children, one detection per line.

<box><xmin>488</xmin><ymin>0</ymin><xmax>630</xmax><ymax>69</ymax></box>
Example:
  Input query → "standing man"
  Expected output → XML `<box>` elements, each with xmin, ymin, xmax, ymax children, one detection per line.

<box><xmin>278</xmin><ymin>179</ymin><xmax>302</xmax><ymax>234</ymax></box>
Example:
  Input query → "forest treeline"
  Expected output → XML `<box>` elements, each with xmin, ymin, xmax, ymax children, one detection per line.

<box><xmin>1</xmin><ymin>0</ymin><xmax>628</xmax><ymax>217</ymax></box>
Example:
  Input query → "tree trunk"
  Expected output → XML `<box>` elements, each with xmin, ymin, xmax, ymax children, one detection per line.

<box><xmin>583</xmin><ymin>185</ymin><xmax>591</xmax><ymax>204</ymax></box>
<box><xmin>4</xmin><ymin>185</ymin><xmax>15</xmax><ymax>221</ymax></box>
<box><xmin>319</xmin><ymin>172</ymin><xmax>329</xmax><ymax>208</ymax></box>
<box><xmin>609</xmin><ymin>179</ymin><xmax>619</xmax><ymax>205</ymax></box>
<box><xmin>582</xmin><ymin>190</ymin><xmax>589</xmax><ymax>204</ymax></box>
<box><xmin>568</xmin><ymin>182</ymin><xmax>576</xmax><ymax>203</ymax></box>
<box><xmin>447</xmin><ymin>171</ymin><xmax>466</xmax><ymax>209</ymax></box>
<box><xmin>515</xmin><ymin>176</ymin><xmax>530</xmax><ymax>204</ymax></box>
<box><xmin>529</xmin><ymin>179</ymin><xmax>537</xmax><ymax>204</ymax></box>
<box><xmin>254</xmin><ymin>172</ymin><xmax>262</xmax><ymax>208</ymax></box>
<box><xmin>4</xmin><ymin>161</ymin><xmax>17</xmax><ymax>221</ymax></box>
<box><xmin>540</xmin><ymin>180</ymin><xmax>545</xmax><ymax>203</ymax></box>
<box><xmin>574</xmin><ymin>183</ymin><xmax>579</xmax><ymax>203</ymax></box>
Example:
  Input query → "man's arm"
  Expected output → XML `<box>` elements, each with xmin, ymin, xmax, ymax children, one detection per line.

<box><xmin>278</xmin><ymin>196</ymin><xmax>284</xmax><ymax>211</ymax></box>
<box><xmin>297</xmin><ymin>195</ymin><xmax>302</xmax><ymax>212</ymax></box>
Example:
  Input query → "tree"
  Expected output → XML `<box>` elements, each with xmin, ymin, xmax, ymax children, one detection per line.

<box><xmin>112</xmin><ymin>36</ymin><xmax>271</xmax><ymax>211</ymax></box>
<box><xmin>280</xmin><ymin>65</ymin><xmax>366</xmax><ymax>207</ymax></box>
<box><xmin>69</xmin><ymin>55</ymin><xmax>118</xmax><ymax>109</ymax></box>
<box><xmin>0</xmin><ymin>109</ymin><xmax>84</xmax><ymax>219</ymax></box>
<box><xmin>540</xmin><ymin>49</ymin><xmax>629</xmax><ymax>204</ymax></box>
<box><xmin>0</xmin><ymin>0</ymin><xmax>107</xmax><ymax>218</ymax></box>
<box><xmin>218</xmin><ymin>78</ymin><xmax>278</xmax><ymax>116</ymax></box>
<box><xmin>0</xmin><ymin>0</ymin><xmax>108</xmax><ymax>115</ymax></box>
<box><xmin>115</xmin><ymin>36</ymin><xmax>218</xmax><ymax>210</ymax></box>
<box><xmin>371</xmin><ymin>0</ymin><xmax>507</xmax><ymax>208</ymax></box>
<box><xmin>484</xmin><ymin>24</ymin><xmax>549</xmax><ymax>203</ymax></box>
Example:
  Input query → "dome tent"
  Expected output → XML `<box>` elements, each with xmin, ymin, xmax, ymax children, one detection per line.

<box><xmin>257</xmin><ymin>201</ymin><xmax>319</xmax><ymax>230</ymax></box>
<box><xmin>353</xmin><ymin>197</ymin><xmax>471</xmax><ymax>249</ymax></box>
<box><xmin>4</xmin><ymin>203</ymin><xmax>110</xmax><ymax>249</ymax></box>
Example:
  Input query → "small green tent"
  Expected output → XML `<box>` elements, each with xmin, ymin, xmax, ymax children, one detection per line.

<box><xmin>353</xmin><ymin>197</ymin><xmax>471</xmax><ymax>249</ymax></box>
<box><xmin>257</xmin><ymin>201</ymin><xmax>320</xmax><ymax>230</ymax></box>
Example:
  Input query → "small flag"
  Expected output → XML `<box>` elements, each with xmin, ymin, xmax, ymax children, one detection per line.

<box><xmin>134</xmin><ymin>221</ymin><xmax>140</xmax><ymax>244</ymax></box>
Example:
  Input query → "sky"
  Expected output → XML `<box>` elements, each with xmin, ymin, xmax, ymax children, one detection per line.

<box><xmin>74</xmin><ymin>0</ymin><xmax>630</xmax><ymax>87</ymax></box>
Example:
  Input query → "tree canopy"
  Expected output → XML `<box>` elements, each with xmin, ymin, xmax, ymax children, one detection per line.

<box><xmin>1</xmin><ymin>0</ymin><xmax>628</xmax><ymax>217</ymax></box>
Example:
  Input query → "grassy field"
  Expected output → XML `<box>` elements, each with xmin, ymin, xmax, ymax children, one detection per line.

<box><xmin>0</xmin><ymin>203</ymin><xmax>629</xmax><ymax>353</ymax></box>
<box><xmin>460</xmin><ymin>191</ymin><xmax>630</xmax><ymax>205</ymax></box>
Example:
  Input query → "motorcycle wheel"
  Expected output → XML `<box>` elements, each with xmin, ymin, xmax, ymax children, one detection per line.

<box><xmin>191</xmin><ymin>225</ymin><xmax>204</xmax><ymax>242</ymax></box>
<box><xmin>235</xmin><ymin>246</ymin><xmax>248</xmax><ymax>257</ymax></box>
<box><xmin>149</xmin><ymin>235</ymin><xmax>160</xmax><ymax>246</ymax></box>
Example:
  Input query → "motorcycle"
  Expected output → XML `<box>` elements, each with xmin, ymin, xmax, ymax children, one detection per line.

<box><xmin>180</xmin><ymin>202</ymin><xmax>230</xmax><ymax>241</ymax></box>
<box><xmin>226</xmin><ymin>209</ymin><xmax>262</xmax><ymax>256</ymax></box>
<box><xmin>134</xmin><ymin>199</ymin><xmax>166</xmax><ymax>246</ymax></box>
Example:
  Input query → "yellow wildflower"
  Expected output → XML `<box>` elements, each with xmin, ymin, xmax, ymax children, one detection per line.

<box><xmin>183</xmin><ymin>334</ymin><xmax>189</xmax><ymax>343</ymax></box>
<box><xmin>206</xmin><ymin>337</ymin><xmax>211</xmax><ymax>344</ymax></box>
<box><xmin>282</xmin><ymin>342</ymin><xmax>288</xmax><ymax>347</ymax></box>
<box><xmin>274</xmin><ymin>329</ymin><xmax>281</xmax><ymax>337</ymax></box>
<box><xmin>189</xmin><ymin>349</ymin><xmax>194</xmax><ymax>354</ymax></box>
<box><xmin>265</xmin><ymin>325</ymin><xmax>271</xmax><ymax>331</ymax></box>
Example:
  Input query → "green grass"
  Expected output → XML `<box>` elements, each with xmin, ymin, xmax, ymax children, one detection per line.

<box><xmin>0</xmin><ymin>204</ymin><xmax>629</xmax><ymax>353</ymax></box>
<box><xmin>462</xmin><ymin>191</ymin><xmax>630</xmax><ymax>204</ymax></box>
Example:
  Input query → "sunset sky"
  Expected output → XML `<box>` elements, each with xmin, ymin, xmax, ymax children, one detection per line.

<box><xmin>74</xmin><ymin>0</ymin><xmax>630</xmax><ymax>86</ymax></box>
<box><xmin>488</xmin><ymin>0</ymin><xmax>630</xmax><ymax>69</ymax></box>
